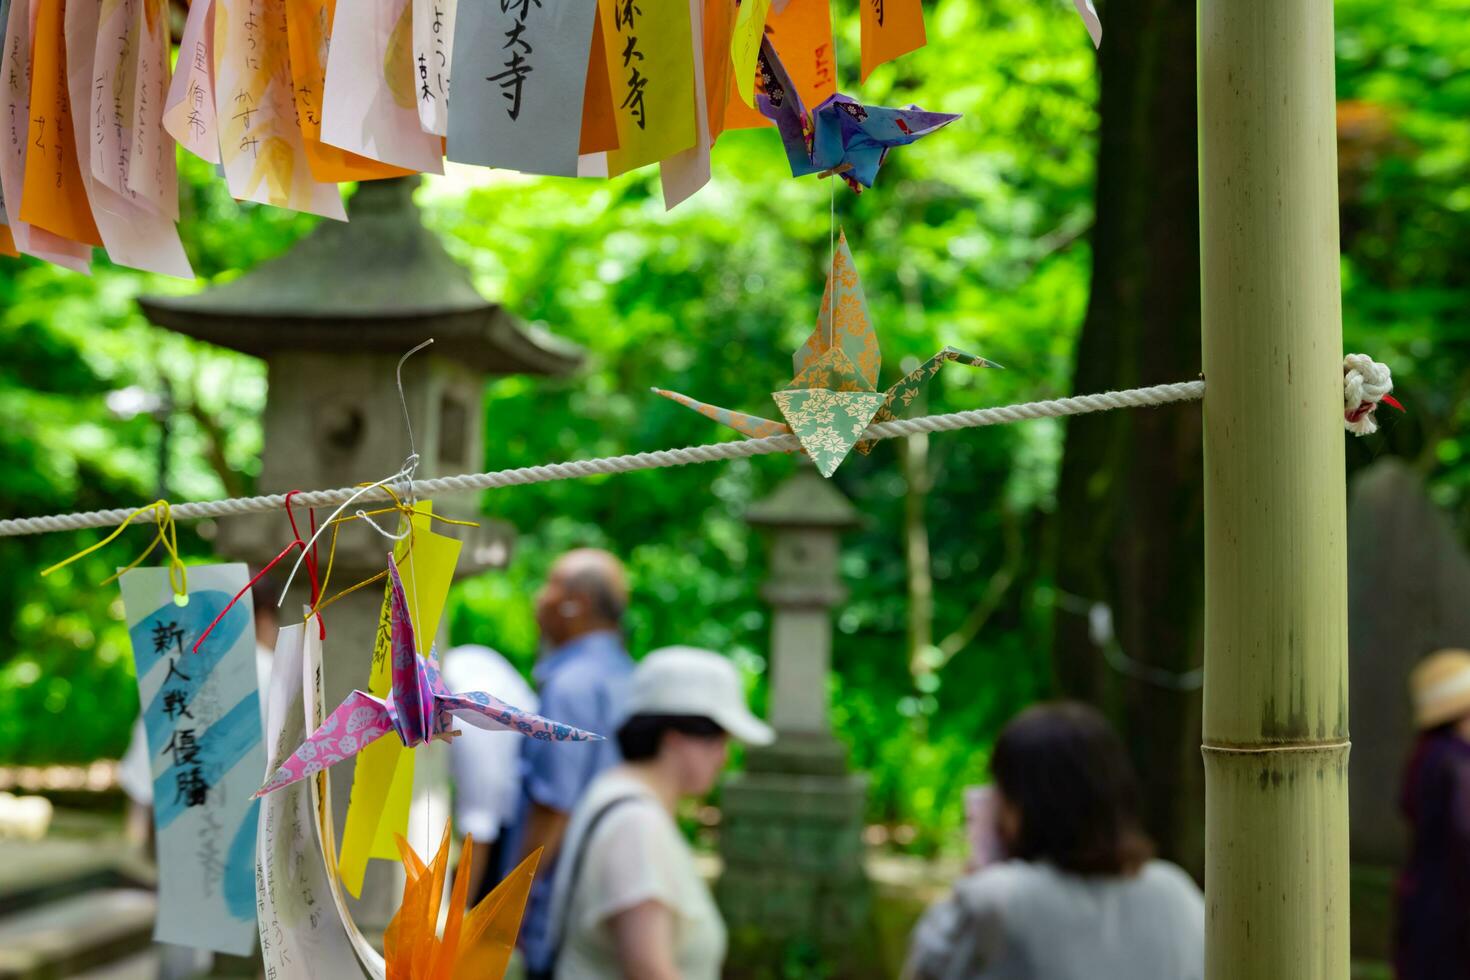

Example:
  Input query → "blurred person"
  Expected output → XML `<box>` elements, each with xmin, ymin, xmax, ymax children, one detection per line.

<box><xmin>905</xmin><ymin>702</ymin><xmax>1204</xmax><ymax>980</ymax></box>
<box><xmin>1394</xmin><ymin>649</ymin><xmax>1470</xmax><ymax>980</ymax></box>
<box><xmin>544</xmin><ymin>646</ymin><xmax>774</xmax><ymax>980</ymax></box>
<box><xmin>441</xmin><ymin>641</ymin><xmax>537</xmax><ymax>901</ymax></box>
<box><xmin>502</xmin><ymin>548</ymin><xmax>636</xmax><ymax>976</ymax></box>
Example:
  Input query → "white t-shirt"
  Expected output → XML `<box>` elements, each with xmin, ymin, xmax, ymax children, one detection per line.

<box><xmin>441</xmin><ymin>644</ymin><xmax>537</xmax><ymax>843</ymax></box>
<box><xmin>548</xmin><ymin>769</ymin><xmax>727</xmax><ymax>980</ymax></box>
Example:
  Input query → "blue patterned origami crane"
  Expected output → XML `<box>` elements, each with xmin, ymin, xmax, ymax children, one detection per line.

<box><xmin>756</xmin><ymin>36</ymin><xmax>959</xmax><ymax>192</ymax></box>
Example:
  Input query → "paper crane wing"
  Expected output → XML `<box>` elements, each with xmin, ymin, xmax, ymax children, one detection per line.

<box><xmin>652</xmin><ymin>387</ymin><xmax>791</xmax><ymax>439</ymax></box>
<box><xmin>1075</xmin><ymin>0</ymin><xmax>1102</xmax><ymax>48</ymax></box>
<box><xmin>255</xmin><ymin>690</ymin><xmax>395</xmax><ymax>797</ymax></box>
<box><xmin>793</xmin><ymin>231</ymin><xmax>880</xmax><ymax>388</ymax></box>
<box><xmin>437</xmin><ymin>689</ymin><xmax>603</xmax><ymax>742</ymax></box>
<box><xmin>386</xmin><ymin>558</ymin><xmax>434</xmax><ymax>746</ymax></box>
<box><xmin>855</xmin><ymin>346</ymin><xmax>1003</xmax><ymax>455</ymax></box>
<box><xmin>813</xmin><ymin>96</ymin><xmax>961</xmax><ymax>190</ymax></box>
<box><xmin>453</xmin><ymin>848</ymin><xmax>541</xmax><ymax>980</ymax></box>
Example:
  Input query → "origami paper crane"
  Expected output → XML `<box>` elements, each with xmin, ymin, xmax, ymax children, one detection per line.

<box><xmin>255</xmin><ymin>559</ymin><xmax>599</xmax><ymax>798</ymax></box>
<box><xmin>384</xmin><ymin>824</ymin><xmax>539</xmax><ymax>980</ymax></box>
<box><xmin>756</xmin><ymin>37</ymin><xmax>959</xmax><ymax>192</ymax></box>
<box><xmin>653</xmin><ymin>231</ymin><xmax>1000</xmax><ymax>477</ymax></box>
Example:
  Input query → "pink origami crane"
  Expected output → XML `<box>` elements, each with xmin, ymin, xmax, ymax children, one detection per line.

<box><xmin>254</xmin><ymin>559</ymin><xmax>600</xmax><ymax>798</ymax></box>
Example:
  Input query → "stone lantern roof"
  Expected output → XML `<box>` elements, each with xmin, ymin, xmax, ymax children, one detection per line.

<box><xmin>746</xmin><ymin>465</ymin><xmax>861</xmax><ymax>530</ymax></box>
<box><xmin>138</xmin><ymin>176</ymin><xmax>582</xmax><ymax>377</ymax></box>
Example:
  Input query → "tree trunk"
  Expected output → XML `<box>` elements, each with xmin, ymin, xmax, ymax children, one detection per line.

<box><xmin>1199</xmin><ymin>2</ymin><xmax>1350</xmax><ymax>976</ymax></box>
<box><xmin>1049</xmin><ymin>0</ymin><xmax>1206</xmax><ymax>874</ymax></box>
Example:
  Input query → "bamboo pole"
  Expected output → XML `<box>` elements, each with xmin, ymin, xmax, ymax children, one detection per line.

<box><xmin>1198</xmin><ymin>2</ymin><xmax>1349</xmax><ymax>978</ymax></box>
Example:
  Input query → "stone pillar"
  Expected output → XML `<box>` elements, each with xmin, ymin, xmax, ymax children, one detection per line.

<box><xmin>718</xmin><ymin>466</ymin><xmax>869</xmax><ymax>973</ymax></box>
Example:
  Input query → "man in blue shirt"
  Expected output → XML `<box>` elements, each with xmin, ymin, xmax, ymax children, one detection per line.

<box><xmin>505</xmin><ymin>548</ymin><xmax>634</xmax><ymax>975</ymax></box>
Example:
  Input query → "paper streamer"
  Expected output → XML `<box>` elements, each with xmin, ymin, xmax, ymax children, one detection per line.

<box><xmin>729</xmin><ymin>0</ymin><xmax>772</xmax><ymax>107</ymax></box>
<box><xmin>858</xmin><ymin>0</ymin><xmax>924</xmax><ymax>82</ymax></box>
<box><xmin>119</xmin><ymin>563</ymin><xmax>267</xmax><ymax>956</ymax></box>
<box><xmin>65</xmin><ymin>0</ymin><xmax>192</xmax><ymax>277</ymax></box>
<box><xmin>600</xmin><ymin>0</ymin><xmax>697</xmax><ymax>176</ymax></box>
<box><xmin>257</xmin><ymin>624</ymin><xmax>378</xmax><ymax>980</ymax></box>
<box><xmin>284</xmin><ymin>0</ymin><xmax>416</xmax><ymax>182</ymax></box>
<box><xmin>658</xmin><ymin>0</ymin><xmax>711</xmax><ymax>208</ymax></box>
<box><xmin>0</xmin><ymin>0</ymin><xmax>89</xmax><ymax>270</ymax></box>
<box><xmin>337</xmin><ymin>506</ymin><xmax>461</xmax><ymax>896</ymax></box>
<box><xmin>163</xmin><ymin>0</ymin><xmax>221</xmax><ymax>163</ymax></box>
<box><xmin>126</xmin><ymin>0</ymin><xmax>178</xmax><ymax>218</ymax></box>
<box><xmin>21</xmin><ymin>0</ymin><xmax>102</xmax><ymax>247</ymax></box>
<box><xmin>320</xmin><ymin>0</ymin><xmax>444</xmax><ymax>173</ymax></box>
<box><xmin>411</xmin><ymin>0</ymin><xmax>456</xmax><ymax>135</ymax></box>
<box><xmin>447</xmin><ymin>0</ymin><xmax>598</xmax><ymax>177</ymax></box>
<box><xmin>722</xmin><ymin>0</ymin><xmax>834</xmax><ymax>133</ymax></box>
<box><xmin>213</xmin><ymin>0</ymin><xmax>347</xmax><ymax>219</ymax></box>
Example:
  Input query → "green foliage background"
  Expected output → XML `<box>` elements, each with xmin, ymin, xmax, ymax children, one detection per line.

<box><xmin>0</xmin><ymin>0</ymin><xmax>1464</xmax><ymax>856</ymax></box>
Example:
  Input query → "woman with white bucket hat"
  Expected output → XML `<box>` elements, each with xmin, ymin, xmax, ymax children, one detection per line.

<box><xmin>1395</xmin><ymin>648</ymin><xmax>1470</xmax><ymax>979</ymax></box>
<box><xmin>542</xmin><ymin>646</ymin><xmax>774</xmax><ymax>980</ymax></box>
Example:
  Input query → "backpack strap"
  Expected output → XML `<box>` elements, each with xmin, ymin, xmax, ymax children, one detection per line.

<box><xmin>539</xmin><ymin>794</ymin><xmax>644</xmax><ymax>978</ymax></box>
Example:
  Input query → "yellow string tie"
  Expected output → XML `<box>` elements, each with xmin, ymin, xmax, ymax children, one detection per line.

<box><xmin>40</xmin><ymin>500</ymin><xmax>189</xmax><ymax>600</ymax></box>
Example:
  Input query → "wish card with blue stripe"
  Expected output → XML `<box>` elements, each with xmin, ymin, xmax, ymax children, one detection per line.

<box><xmin>119</xmin><ymin>563</ymin><xmax>267</xmax><ymax>956</ymax></box>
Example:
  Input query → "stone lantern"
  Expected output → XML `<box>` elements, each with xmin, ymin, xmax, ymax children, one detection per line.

<box><xmin>137</xmin><ymin>175</ymin><xmax>581</xmax><ymax>929</ymax></box>
<box><xmin>718</xmin><ymin>465</ymin><xmax>869</xmax><ymax>969</ymax></box>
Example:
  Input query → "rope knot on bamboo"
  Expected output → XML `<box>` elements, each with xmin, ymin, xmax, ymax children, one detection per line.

<box><xmin>1343</xmin><ymin>353</ymin><xmax>1396</xmax><ymax>435</ymax></box>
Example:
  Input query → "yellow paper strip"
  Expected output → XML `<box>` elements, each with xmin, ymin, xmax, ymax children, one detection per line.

<box><xmin>728</xmin><ymin>0</ymin><xmax>771</xmax><ymax>107</ymax></box>
<box><xmin>338</xmin><ymin>502</ymin><xmax>463</xmax><ymax>895</ymax></box>
<box><xmin>601</xmin><ymin>0</ymin><xmax>697</xmax><ymax>176</ymax></box>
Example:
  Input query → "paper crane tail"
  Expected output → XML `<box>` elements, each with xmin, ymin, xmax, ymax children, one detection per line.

<box><xmin>856</xmin><ymin>346</ymin><xmax>1003</xmax><ymax>455</ymax></box>
<box><xmin>652</xmin><ymin>387</ymin><xmax>791</xmax><ymax>440</ymax></box>
<box><xmin>254</xmin><ymin>690</ymin><xmax>395</xmax><ymax>797</ymax></box>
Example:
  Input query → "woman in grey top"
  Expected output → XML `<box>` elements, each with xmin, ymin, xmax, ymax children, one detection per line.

<box><xmin>905</xmin><ymin>703</ymin><xmax>1204</xmax><ymax>980</ymax></box>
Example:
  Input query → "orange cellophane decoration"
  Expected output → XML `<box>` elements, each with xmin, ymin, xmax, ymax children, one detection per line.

<box><xmin>384</xmin><ymin>824</ymin><xmax>542</xmax><ymax>980</ymax></box>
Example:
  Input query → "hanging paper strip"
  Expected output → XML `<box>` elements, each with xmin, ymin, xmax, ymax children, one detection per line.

<box><xmin>91</xmin><ymin>0</ymin><xmax>141</xmax><ymax>207</ymax></box>
<box><xmin>213</xmin><ymin>0</ymin><xmax>347</xmax><ymax>219</ymax></box>
<box><xmin>21</xmin><ymin>0</ymin><xmax>102</xmax><ymax>247</ymax></box>
<box><xmin>447</xmin><ymin>0</ymin><xmax>598</xmax><ymax>178</ymax></box>
<box><xmin>337</xmin><ymin>505</ymin><xmax>461</xmax><ymax>896</ymax></box>
<box><xmin>858</xmin><ymin>0</ymin><xmax>924</xmax><ymax>81</ymax></box>
<box><xmin>119</xmin><ymin>563</ymin><xmax>267</xmax><ymax>956</ymax></box>
<box><xmin>126</xmin><ymin>0</ymin><xmax>179</xmax><ymax>218</ymax></box>
<box><xmin>658</xmin><ymin>0</ymin><xmax>711</xmax><ymax>208</ymax></box>
<box><xmin>284</xmin><ymin>0</ymin><xmax>416</xmax><ymax>182</ymax></box>
<box><xmin>257</xmin><ymin>623</ymin><xmax>382</xmax><ymax>980</ymax></box>
<box><xmin>702</xmin><ymin>0</ymin><xmax>737</xmax><ymax>142</ymax></box>
<box><xmin>0</xmin><ymin>0</ymin><xmax>89</xmax><ymax>269</ymax></box>
<box><xmin>728</xmin><ymin>0</ymin><xmax>772</xmax><ymax>107</ymax></box>
<box><xmin>320</xmin><ymin>0</ymin><xmax>444</xmax><ymax>173</ymax></box>
<box><xmin>724</xmin><ymin>0</ymin><xmax>834</xmax><ymax>132</ymax></box>
<box><xmin>600</xmin><ymin>0</ymin><xmax>697</xmax><ymax>176</ymax></box>
<box><xmin>164</xmin><ymin>0</ymin><xmax>221</xmax><ymax>163</ymax></box>
<box><xmin>65</xmin><ymin>0</ymin><xmax>192</xmax><ymax>276</ymax></box>
<box><xmin>579</xmin><ymin>11</ymin><xmax>619</xmax><ymax>155</ymax></box>
<box><xmin>411</xmin><ymin>0</ymin><xmax>456</xmax><ymax>136</ymax></box>
<box><xmin>301</xmin><ymin>623</ymin><xmax>390</xmax><ymax>978</ymax></box>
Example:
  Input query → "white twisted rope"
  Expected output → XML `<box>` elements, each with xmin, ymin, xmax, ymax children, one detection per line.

<box><xmin>0</xmin><ymin>380</ymin><xmax>1206</xmax><ymax>539</ymax></box>
<box><xmin>1343</xmin><ymin>353</ymin><xmax>1395</xmax><ymax>435</ymax></box>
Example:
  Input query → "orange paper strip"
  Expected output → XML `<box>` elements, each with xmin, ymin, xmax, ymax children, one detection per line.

<box><xmin>702</xmin><ymin>0</ymin><xmax>737</xmax><ymax>143</ymax></box>
<box><xmin>20</xmin><ymin>0</ymin><xmax>102</xmax><ymax>247</ymax></box>
<box><xmin>723</xmin><ymin>0</ymin><xmax>834</xmax><ymax>132</ymax></box>
<box><xmin>579</xmin><ymin>12</ymin><xmax>620</xmax><ymax>155</ymax></box>
<box><xmin>0</xmin><ymin>225</ymin><xmax>17</xmax><ymax>257</ymax></box>
<box><xmin>859</xmin><ymin>0</ymin><xmax>925</xmax><ymax>82</ymax></box>
<box><xmin>283</xmin><ymin>0</ymin><xmax>415</xmax><ymax>183</ymax></box>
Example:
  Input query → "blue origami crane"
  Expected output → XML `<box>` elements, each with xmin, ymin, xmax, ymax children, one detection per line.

<box><xmin>755</xmin><ymin>36</ymin><xmax>959</xmax><ymax>192</ymax></box>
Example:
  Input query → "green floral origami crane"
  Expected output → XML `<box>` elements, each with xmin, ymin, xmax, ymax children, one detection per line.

<box><xmin>654</xmin><ymin>231</ymin><xmax>1001</xmax><ymax>477</ymax></box>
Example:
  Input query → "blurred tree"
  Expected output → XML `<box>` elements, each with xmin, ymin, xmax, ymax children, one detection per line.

<box><xmin>1049</xmin><ymin>0</ymin><xmax>1206</xmax><ymax>874</ymax></box>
